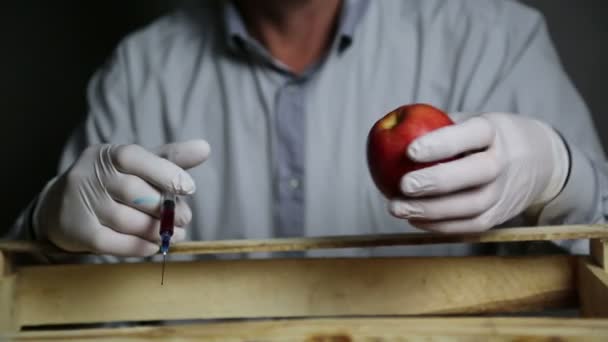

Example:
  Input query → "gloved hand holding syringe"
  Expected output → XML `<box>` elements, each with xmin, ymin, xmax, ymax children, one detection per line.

<box><xmin>31</xmin><ymin>140</ymin><xmax>210</xmax><ymax>261</ymax></box>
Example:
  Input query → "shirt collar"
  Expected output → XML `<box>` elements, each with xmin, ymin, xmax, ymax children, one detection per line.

<box><xmin>223</xmin><ymin>0</ymin><xmax>369</xmax><ymax>54</ymax></box>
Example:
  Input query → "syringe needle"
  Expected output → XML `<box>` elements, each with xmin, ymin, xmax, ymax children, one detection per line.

<box><xmin>159</xmin><ymin>151</ymin><xmax>176</xmax><ymax>287</ymax></box>
<box><xmin>161</xmin><ymin>252</ymin><xmax>166</xmax><ymax>285</ymax></box>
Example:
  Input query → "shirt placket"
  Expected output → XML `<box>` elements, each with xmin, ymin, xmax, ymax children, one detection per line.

<box><xmin>274</xmin><ymin>80</ymin><xmax>305</xmax><ymax>237</ymax></box>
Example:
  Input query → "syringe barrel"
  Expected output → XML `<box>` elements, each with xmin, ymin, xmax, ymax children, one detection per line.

<box><xmin>160</xmin><ymin>196</ymin><xmax>175</xmax><ymax>236</ymax></box>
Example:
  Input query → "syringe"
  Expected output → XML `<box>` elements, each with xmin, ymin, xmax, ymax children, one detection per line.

<box><xmin>159</xmin><ymin>191</ymin><xmax>175</xmax><ymax>285</ymax></box>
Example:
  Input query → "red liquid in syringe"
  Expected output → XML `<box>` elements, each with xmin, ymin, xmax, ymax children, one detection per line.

<box><xmin>160</xmin><ymin>199</ymin><xmax>175</xmax><ymax>236</ymax></box>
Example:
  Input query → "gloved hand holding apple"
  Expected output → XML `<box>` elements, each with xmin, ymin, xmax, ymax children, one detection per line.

<box><xmin>367</xmin><ymin>104</ymin><xmax>570</xmax><ymax>233</ymax></box>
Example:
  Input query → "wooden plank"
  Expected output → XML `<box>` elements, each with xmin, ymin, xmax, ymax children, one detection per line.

<box><xmin>6</xmin><ymin>317</ymin><xmax>608</xmax><ymax>341</ymax></box>
<box><xmin>0</xmin><ymin>275</ymin><xmax>18</xmax><ymax>333</ymax></box>
<box><xmin>0</xmin><ymin>252</ymin><xmax>8</xmax><ymax>275</ymax></box>
<box><xmin>591</xmin><ymin>239</ymin><xmax>608</xmax><ymax>270</ymax></box>
<box><xmin>579</xmin><ymin>257</ymin><xmax>608</xmax><ymax>317</ymax></box>
<box><xmin>0</xmin><ymin>251</ymin><xmax>17</xmax><ymax>332</ymax></box>
<box><xmin>1</xmin><ymin>224</ymin><xmax>607</xmax><ymax>256</ymax></box>
<box><xmin>14</xmin><ymin>256</ymin><xmax>576</xmax><ymax>327</ymax></box>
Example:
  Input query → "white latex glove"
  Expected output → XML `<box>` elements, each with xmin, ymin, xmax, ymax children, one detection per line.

<box><xmin>34</xmin><ymin>140</ymin><xmax>211</xmax><ymax>256</ymax></box>
<box><xmin>389</xmin><ymin>113</ymin><xmax>570</xmax><ymax>233</ymax></box>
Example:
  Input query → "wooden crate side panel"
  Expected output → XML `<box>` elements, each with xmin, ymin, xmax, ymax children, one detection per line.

<box><xmin>0</xmin><ymin>275</ymin><xmax>18</xmax><ymax>333</ymax></box>
<box><xmin>14</xmin><ymin>256</ymin><xmax>576</xmax><ymax>327</ymax></box>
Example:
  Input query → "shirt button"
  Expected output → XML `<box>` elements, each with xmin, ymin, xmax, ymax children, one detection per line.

<box><xmin>288</xmin><ymin>178</ymin><xmax>300</xmax><ymax>189</ymax></box>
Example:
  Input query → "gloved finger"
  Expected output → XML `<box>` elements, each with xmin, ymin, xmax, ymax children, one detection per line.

<box><xmin>407</xmin><ymin>116</ymin><xmax>495</xmax><ymax>163</ymax></box>
<box><xmin>154</xmin><ymin>139</ymin><xmax>211</xmax><ymax>170</ymax></box>
<box><xmin>105</xmin><ymin>174</ymin><xmax>193</xmax><ymax>222</ymax></box>
<box><xmin>407</xmin><ymin>212</ymin><xmax>496</xmax><ymax>233</ymax></box>
<box><xmin>110</xmin><ymin>144</ymin><xmax>196</xmax><ymax>195</ymax></box>
<box><xmin>88</xmin><ymin>226</ymin><xmax>160</xmax><ymax>257</ymax></box>
<box><xmin>96</xmin><ymin>201</ymin><xmax>188</xmax><ymax>243</ymax></box>
<box><xmin>389</xmin><ymin>182</ymin><xmax>499</xmax><ymax>221</ymax></box>
<box><xmin>400</xmin><ymin>151</ymin><xmax>499</xmax><ymax>197</ymax></box>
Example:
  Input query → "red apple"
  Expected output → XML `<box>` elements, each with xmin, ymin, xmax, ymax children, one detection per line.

<box><xmin>367</xmin><ymin>103</ymin><xmax>454</xmax><ymax>199</ymax></box>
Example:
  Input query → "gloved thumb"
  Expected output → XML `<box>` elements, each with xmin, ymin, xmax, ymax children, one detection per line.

<box><xmin>154</xmin><ymin>139</ymin><xmax>211</xmax><ymax>170</ymax></box>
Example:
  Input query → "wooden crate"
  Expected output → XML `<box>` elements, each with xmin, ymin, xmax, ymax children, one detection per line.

<box><xmin>1</xmin><ymin>225</ymin><xmax>608</xmax><ymax>341</ymax></box>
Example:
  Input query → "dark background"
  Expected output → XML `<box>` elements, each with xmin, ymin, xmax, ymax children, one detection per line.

<box><xmin>0</xmin><ymin>1</ymin><xmax>606</xmax><ymax>230</ymax></box>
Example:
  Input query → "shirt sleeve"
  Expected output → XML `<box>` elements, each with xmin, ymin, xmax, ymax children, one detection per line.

<box><xmin>5</xmin><ymin>43</ymin><xmax>135</xmax><ymax>244</ymax></box>
<box><xmin>477</xmin><ymin>5</ymin><xmax>607</xmax><ymax>253</ymax></box>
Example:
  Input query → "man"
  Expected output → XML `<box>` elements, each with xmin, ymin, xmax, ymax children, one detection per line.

<box><xmin>8</xmin><ymin>0</ymin><xmax>608</xmax><ymax>258</ymax></box>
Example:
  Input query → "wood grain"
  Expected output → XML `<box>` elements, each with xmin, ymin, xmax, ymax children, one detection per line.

<box><xmin>579</xmin><ymin>257</ymin><xmax>608</xmax><ymax>318</ymax></box>
<box><xmin>13</xmin><ymin>256</ymin><xmax>576</xmax><ymax>327</ymax></box>
<box><xmin>6</xmin><ymin>317</ymin><xmax>608</xmax><ymax>341</ymax></box>
<box><xmin>1</xmin><ymin>224</ymin><xmax>606</xmax><ymax>256</ymax></box>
